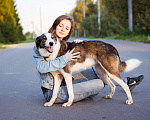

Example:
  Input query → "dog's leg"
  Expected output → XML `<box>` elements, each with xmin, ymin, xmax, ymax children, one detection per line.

<box><xmin>44</xmin><ymin>71</ymin><xmax>62</xmax><ymax>107</ymax></box>
<box><xmin>97</xmin><ymin>55</ymin><xmax>133</xmax><ymax>104</ymax></box>
<box><xmin>103</xmin><ymin>75</ymin><xmax>116</xmax><ymax>99</ymax></box>
<box><xmin>108</xmin><ymin>73</ymin><xmax>133</xmax><ymax>105</ymax></box>
<box><xmin>62</xmin><ymin>73</ymin><xmax>74</xmax><ymax>107</ymax></box>
<box><xmin>95</xmin><ymin>63</ymin><xmax>116</xmax><ymax>99</ymax></box>
<box><xmin>60</xmin><ymin>69</ymin><xmax>74</xmax><ymax>107</ymax></box>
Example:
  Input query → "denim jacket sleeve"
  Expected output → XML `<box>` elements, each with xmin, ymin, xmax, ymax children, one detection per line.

<box><xmin>33</xmin><ymin>45</ymin><xmax>68</xmax><ymax>73</ymax></box>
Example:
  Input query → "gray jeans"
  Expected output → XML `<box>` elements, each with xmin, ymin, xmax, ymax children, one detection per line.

<box><xmin>43</xmin><ymin>68</ymin><xmax>104</xmax><ymax>103</ymax></box>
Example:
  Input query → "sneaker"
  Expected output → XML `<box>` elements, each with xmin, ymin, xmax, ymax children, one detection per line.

<box><xmin>127</xmin><ymin>75</ymin><xmax>144</xmax><ymax>91</ymax></box>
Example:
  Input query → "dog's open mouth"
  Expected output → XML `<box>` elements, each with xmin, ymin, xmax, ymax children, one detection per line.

<box><xmin>45</xmin><ymin>46</ymin><xmax>54</xmax><ymax>53</ymax></box>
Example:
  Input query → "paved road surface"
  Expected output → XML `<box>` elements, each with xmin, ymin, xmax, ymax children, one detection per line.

<box><xmin>0</xmin><ymin>38</ymin><xmax>150</xmax><ymax>120</ymax></box>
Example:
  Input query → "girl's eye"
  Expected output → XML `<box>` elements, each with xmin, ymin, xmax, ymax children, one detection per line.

<box><xmin>59</xmin><ymin>24</ymin><xmax>63</xmax><ymax>27</ymax></box>
<box><xmin>66</xmin><ymin>28</ymin><xmax>70</xmax><ymax>31</ymax></box>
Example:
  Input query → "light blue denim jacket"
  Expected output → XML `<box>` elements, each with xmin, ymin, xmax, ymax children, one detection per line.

<box><xmin>33</xmin><ymin>45</ymin><xmax>68</xmax><ymax>90</ymax></box>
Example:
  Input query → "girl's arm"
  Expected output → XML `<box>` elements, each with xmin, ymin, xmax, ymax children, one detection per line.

<box><xmin>33</xmin><ymin>45</ymin><xmax>68</xmax><ymax>73</ymax></box>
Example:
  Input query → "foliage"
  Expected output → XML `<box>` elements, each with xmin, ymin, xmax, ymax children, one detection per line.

<box><xmin>20</xmin><ymin>38</ymin><xmax>35</xmax><ymax>43</ymax></box>
<box><xmin>133</xmin><ymin>0</ymin><xmax>150</xmax><ymax>35</ymax></box>
<box><xmin>69</xmin><ymin>0</ymin><xmax>150</xmax><ymax>41</ymax></box>
<box><xmin>101</xmin><ymin>0</ymin><xmax>128</xmax><ymax>36</ymax></box>
<box><xmin>71</xmin><ymin>0</ymin><xmax>93</xmax><ymax>37</ymax></box>
<box><xmin>82</xmin><ymin>14</ymin><xmax>99</xmax><ymax>37</ymax></box>
<box><xmin>24</xmin><ymin>31</ymin><xmax>36</xmax><ymax>39</ymax></box>
<box><xmin>0</xmin><ymin>0</ymin><xmax>25</xmax><ymax>44</ymax></box>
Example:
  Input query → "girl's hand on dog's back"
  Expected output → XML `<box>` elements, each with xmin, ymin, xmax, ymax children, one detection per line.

<box><xmin>65</xmin><ymin>48</ymin><xmax>80</xmax><ymax>62</ymax></box>
<box><xmin>74</xmin><ymin>39</ymin><xmax>83</xmax><ymax>43</ymax></box>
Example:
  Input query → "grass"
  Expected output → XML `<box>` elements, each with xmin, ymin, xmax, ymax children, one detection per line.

<box><xmin>104</xmin><ymin>34</ymin><xmax>150</xmax><ymax>43</ymax></box>
<box><xmin>83</xmin><ymin>34</ymin><xmax>150</xmax><ymax>43</ymax></box>
<box><xmin>20</xmin><ymin>38</ymin><xmax>35</xmax><ymax>43</ymax></box>
<box><xmin>0</xmin><ymin>44</ymin><xmax>7</xmax><ymax>49</ymax></box>
<box><xmin>0</xmin><ymin>38</ymin><xmax>35</xmax><ymax>49</ymax></box>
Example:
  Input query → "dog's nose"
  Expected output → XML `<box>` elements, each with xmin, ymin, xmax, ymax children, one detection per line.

<box><xmin>49</xmin><ymin>42</ymin><xmax>54</xmax><ymax>46</ymax></box>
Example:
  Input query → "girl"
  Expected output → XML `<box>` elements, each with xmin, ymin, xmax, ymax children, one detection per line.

<box><xmin>33</xmin><ymin>15</ymin><xmax>143</xmax><ymax>105</ymax></box>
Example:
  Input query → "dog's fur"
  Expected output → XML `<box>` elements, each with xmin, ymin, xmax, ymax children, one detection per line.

<box><xmin>36</xmin><ymin>33</ymin><xmax>142</xmax><ymax>107</ymax></box>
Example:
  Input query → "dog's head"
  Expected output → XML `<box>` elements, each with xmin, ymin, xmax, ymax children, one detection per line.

<box><xmin>36</xmin><ymin>33</ymin><xmax>57</xmax><ymax>57</ymax></box>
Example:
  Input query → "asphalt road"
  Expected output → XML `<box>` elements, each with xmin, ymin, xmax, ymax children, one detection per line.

<box><xmin>0</xmin><ymin>38</ymin><xmax>150</xmax><ymax>120</ymax></box>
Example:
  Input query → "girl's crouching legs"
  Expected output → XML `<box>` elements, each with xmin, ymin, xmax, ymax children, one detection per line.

<box><xmin>42</xmin><ymin>79</ymin><xmax>104</xmax><ymax>104</ymax></box>
<box><xmin>72</xmin><ymin>79</ymin><xmax>104</xmax><ymax>102</ymax></box>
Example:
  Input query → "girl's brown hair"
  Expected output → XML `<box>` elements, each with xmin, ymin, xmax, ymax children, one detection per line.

<box><xmin>48</xmin><ymin>15</ymin><xmax>74</xmax><ymax>41</ymax></box>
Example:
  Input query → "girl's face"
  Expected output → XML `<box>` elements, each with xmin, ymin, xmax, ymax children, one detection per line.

<box><xmin>55</xmin><ymin>19</ymin><xmax>71</xmax><ymax>40</ymax></box>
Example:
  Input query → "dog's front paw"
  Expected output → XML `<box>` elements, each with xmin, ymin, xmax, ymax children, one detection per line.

<box><xmin>126</xmin><ymin>99</ymin><xmax>133</xmax><ymax>105</ymax></box>
<box><xmin>62</xmin><ymin>102</ymin><xmax>72</xmax><ymax>107</ymax></box>
<box><xmin>44</xmin><ymin>102</ymin><xmax>53</xmax><ymax>107</ymax></box>
<box><xmin>103</xmin><ymin>95</ymin><xmax>112</xmax><ymax>99</ymax></box>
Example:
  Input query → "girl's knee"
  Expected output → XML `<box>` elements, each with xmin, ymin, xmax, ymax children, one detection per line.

<box><xmin>88</xmin><ymin>79</ymin><xmax>104</xmax><ymax>89</ymax></box>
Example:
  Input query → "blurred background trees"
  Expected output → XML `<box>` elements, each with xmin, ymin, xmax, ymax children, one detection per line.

<box><xmin>0</xmin><ymin>0</ymin><xmax>150</xmax><ymax>44</ymax></box>
<box><xmin>133</xmin><ymin>0</ymin><xmax>150</xmax><ymax>35</ymax></box>
<box><xmin>69</xmin><ymin>0</ymin><xmax>150</xmax><ymax>40</ymax></box>
<box><xmin>0</xmin><ymin>0</ymin><xmax>25</xmax><ymax>44</ymax></box>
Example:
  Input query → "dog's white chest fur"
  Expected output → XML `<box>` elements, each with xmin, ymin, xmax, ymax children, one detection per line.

<box><xmin>70</xmin><ymin>58</ymin><xmax>96</xmax><ymax>72</ymax></box>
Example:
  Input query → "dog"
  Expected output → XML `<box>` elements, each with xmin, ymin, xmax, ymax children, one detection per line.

<box><xmin>35</xmin><ymin>33</ymin><xmax>142</xmax><ymax>107</ymax></box>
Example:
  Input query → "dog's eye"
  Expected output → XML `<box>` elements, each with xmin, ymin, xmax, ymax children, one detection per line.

<box><xmin>51</xmin><ymin>36</ymin><xmax>54</xmax><ymax>39</ymax></box>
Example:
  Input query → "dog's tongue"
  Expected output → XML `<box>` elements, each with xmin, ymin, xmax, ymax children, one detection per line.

<box><xmin>45</xmin><ymin>46</ymin><xmax>53</xmax><ymax>53</ymax></box>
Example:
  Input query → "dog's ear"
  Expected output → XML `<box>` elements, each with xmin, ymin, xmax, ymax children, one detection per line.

<box><xmin>51</xmin><ymin>33</ymin><xmax>57</xmax><ymax>40</ymax></box>
<box><xmin>36</xmin><ymin>34</ymin><xmax>47</xmax><ymax>48</ymax></box>
<box><xmin>53</xmin><ymin>34</ymin><xmax>57</xmax><ymax>40</ymax></box>
<box><xmin>35</xmin><ymin>36</ymin><xmax>41</xmax><ymax>48</ymax></box>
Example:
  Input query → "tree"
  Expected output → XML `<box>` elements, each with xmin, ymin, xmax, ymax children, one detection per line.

<box><xmin>82</xmin><ymin>1</ymin><xmax>99</xmax><ymax>36</ymax></box>
<box><xmin>133</xmin><ymin>0</ymin><xmax>150</xmax><ymax>35</ymax></box>
<box><xmin>0</xmin><ymin>0</ymin><xmax>25</xmax><ymax>44</ymax></box>
<box><xmin>71</xmin><ymin>0</ymin><xmax>93</xmax><ymax>36</ymax></box>
<box><xmin>70</xmin><ymin>0</ymin><xmax>150</xmax><ymax>37</ymax></box>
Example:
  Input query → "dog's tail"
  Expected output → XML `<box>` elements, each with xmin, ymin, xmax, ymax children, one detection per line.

<box><xmin>119</xmin><ymin>59</ymin><xmax>142</xmax><ymax>72</ymax></box>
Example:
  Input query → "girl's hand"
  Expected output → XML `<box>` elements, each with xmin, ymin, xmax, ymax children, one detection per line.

<box><xmin>73</xmin><ymin>39</ymin><xmax>83</xmax><ymax>43</ymax></box>
<box><xmin>65</xmin><ymin>48</ymin><xmax>80</xmax><ymax>62</ymax></box>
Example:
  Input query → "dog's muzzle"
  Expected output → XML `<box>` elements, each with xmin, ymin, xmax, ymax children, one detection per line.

<box><xmin>45</xmin><ymin>42</ymin><xmax>54</xmax><ymax>53</ymax></box>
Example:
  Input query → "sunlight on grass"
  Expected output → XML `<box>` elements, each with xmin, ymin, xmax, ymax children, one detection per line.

<box><xmin>20</xmin><ymin>39</ymin><xmax>35</xmax><ymax>43</ymax></box>
<box><xmin>0</xmin><ymin>39</ymin><xmax>35</xmax><ymax>49</ymax></box>
<box><xmin>101</xmin><ymin>35</ymin><xmax>149</xmax><ymax>43</ymax></box>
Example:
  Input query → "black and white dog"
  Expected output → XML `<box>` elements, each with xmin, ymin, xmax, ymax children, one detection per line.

<box><xmin>36</xmin><ymin>33</ymin><xmax>142</xmax><ymax>107</ymax></box>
